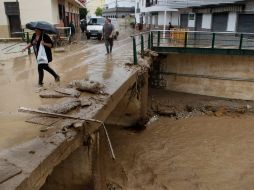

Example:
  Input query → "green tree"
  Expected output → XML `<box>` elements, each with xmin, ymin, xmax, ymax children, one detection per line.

<box><xmin>95</xmin><ymin>7</ymin><xmax>103</xmax><ymax>16</ymax></box>
<box><xmin>80</xmin><ymin>8</ymin><xmax>88</xmax><ymax>19</ymax></box>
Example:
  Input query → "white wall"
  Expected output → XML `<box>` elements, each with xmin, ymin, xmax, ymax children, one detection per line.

<box><xmin>149</xmin><ymin>11</ymin><xmax>179</xmax><ymax>27</ymax></box>
<box><xmin>52</xmin><ymin>0</ymin><xmax>60</xmax><ymax>24</ymax></box>
<box><xmin>227</xmin><ymin>12</ymin><xmax>237</xmax><ymax>32</ymax></box>
<box><xmin>105</xmin><ymin>0</ymin><xmax>135</xmax><ymax>9</ymax></box>
<box><xmin>202</xmin><ymin>14</ymin><xmax>212</xmax><ymax>29</ymax></box>
<box><xmin>171</xmin><ymin>12</ymin><xmax>180</xmax><ymax>26</ymax></box>
<box><xmin>86</xmin><ymin>0</ymin><xmax>105</xmax><ymax>17</ymax></box>
<box><xmin>19</xmin><ymin>0</ymin><xmax>53</xmax><ymax>25</ymax></box>
<box><xmin>158</xmin><ymin>12</ymin><xmax>171</xmax><ymax>26</ymax></box>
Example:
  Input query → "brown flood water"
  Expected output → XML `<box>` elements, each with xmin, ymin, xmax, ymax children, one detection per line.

<box><xmin>103</xmin><ymin>115</ymin><xmax>254</xmax><ymax>190</ymax></box>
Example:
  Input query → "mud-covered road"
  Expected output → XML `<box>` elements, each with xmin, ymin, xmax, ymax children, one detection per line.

<box><xmin>0</xmin><ymin>27</ymin><xmax>135</xmax><ymax>150</ymax></box>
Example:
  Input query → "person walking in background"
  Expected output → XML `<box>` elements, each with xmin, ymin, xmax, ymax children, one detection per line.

<box><xmin>68</xmin><ymin>21</ymin><xmax>76</xmax><ymax>42</ymax></box>
<box><xmin>168</xmin><ymin>22</ymin><xmax>174</xmax><ymax>30</ymax></box>
<box><xmin>108</xmin><ymin>19</ymin><xmax>114</xmax><ymax>53</ymax></box>
<box><xmin>102</xmin><ymin>18</ymin><xmax>114</xmax><ymax>54</ymax></box>
<box><xmin>22</xmin><ymin>29</ymin><xmax>60</xmax><ymax>87</ymax></box>
<box><xmin>69</xmin><ymin>21</ymin><xmax>76</xmax><ymax>36</ymax></box>
<box><xmin>80</xmin><ymin>19</ymin><xmax>87</xmax><ymax>33</ymax></box>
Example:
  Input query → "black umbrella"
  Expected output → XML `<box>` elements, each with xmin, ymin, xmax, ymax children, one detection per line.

<box><xmin>26</xmin><ymin>21</ymin><xmax>58</xmax><ymax>34</ymax></box>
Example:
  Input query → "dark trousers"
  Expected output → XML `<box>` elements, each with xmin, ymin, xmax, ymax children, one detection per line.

<box><xmin>38</xmin><ymin>64</ymin><xmax>58</xmax><ymax>85</ymax></box>
<box><xmin>105</xmin><ymin>38</ymin><xmax>113</xmax><ymax>53</ymax></box>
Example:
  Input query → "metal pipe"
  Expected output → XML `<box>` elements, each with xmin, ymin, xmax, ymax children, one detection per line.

<box><xmin>163</xmin><ymin>10</ymin><xmax>167</xmax><ymax>38</ymax></box>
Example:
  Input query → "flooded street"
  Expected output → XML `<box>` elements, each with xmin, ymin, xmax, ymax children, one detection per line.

<box><xmin>103</xmin><ymin>90</ymin><xmax>254</xmax><ymax>190</ymax></box>
<box><xmin>0</xmin><ymin>27</ymin><xmax>135</xmax><ymax>150</ymax></box>
<box><xmin>2</xmin><ymin>26</ymin><xmax>254</xmax><ymax>190</ymax></box>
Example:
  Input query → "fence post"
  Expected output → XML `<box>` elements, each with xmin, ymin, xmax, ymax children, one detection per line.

<box><xmin>157</xmin><ymin>31</ymin><xmax>160</xmax><ymax>47</ymax></box>
<box><xmin>239</xmin><ymin>33</ymin><xmax>243</xmax><ymax>50</ymax></box>
<box><xmin>151</xmin><ymin>32</ymin><xmax>154</xmax><ymax>49</ymax></box>
<box><xmin>132</xmin><ymin>36</ymin><xmax>138</xmax><ymax>65</ymax></box>
<box><xmin>21</xmin><ymin>29</ymin><xmax>25</xmax><ymax>41</ymax></box>
<box><xmin>141</xmin><ymin>34</ymin><xmax>144</xmax><ymax>58</ymax></box>
<box><xmin>184</xmin><ymin>32</ymin><xmax>188</xmax><ymax>48</ymax></box>
<box><xmin>26</xmin><ymin>32</ymin><xmax>31</xmax><ymax>55</ymax></box>
<box><xmin>212</xmin><ymin>33</ymin><xmax>216</xmax><ymax>49</ymax></box>
<box><xmin>148</xmin><ymin>32</ymin><xmax>151</xmax><ymax>49</ymax></box>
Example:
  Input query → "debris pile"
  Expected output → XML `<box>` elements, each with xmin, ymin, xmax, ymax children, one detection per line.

<box><xmin>38</xmin><ymin>98</ymin><xmax>81</xmax><ymax>114</ymax></box>
<box><xmin>153</xmin><ymin>102</ymin><xmax>254</xmax><ymax>120</ymax></box>
<box><xmin>70</xmin><ymin>79</ymin><xmax>104</xmax><ymax>94</ymax></box>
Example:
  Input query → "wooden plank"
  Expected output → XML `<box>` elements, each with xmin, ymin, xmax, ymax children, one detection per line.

<box><xmin>26</xmin><ymin>116</ymin><xmax>60</xmax><ymax>126</ymax></box>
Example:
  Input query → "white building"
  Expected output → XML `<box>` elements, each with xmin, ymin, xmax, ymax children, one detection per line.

<box><xmin>105</xmin><ymin>0</ymin><xmax>135</xmax><ymax>9</ymax></box>
<box><xmin>0</xmin><ymin>0</ymin><xmax>85</xmax><ymax>38</ymax></box>
<box><xmin>135</xmin><ymin>0</ymin><xmax>254</xmax><ymax>33</ymax></box>
<box><xmin>103</xmin><ymin>0</ymin><xmax>135</xmax><ymax>18</ymax></box>
<box><xmin>86</xmin><ymin>0</ymin><xmax>105</xmax><ymax>18</ymax></box>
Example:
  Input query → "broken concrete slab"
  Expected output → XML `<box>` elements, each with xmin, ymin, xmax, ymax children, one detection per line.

<box><xmin>80</xmin><ymin>97</ymin><xmax>92</xmax><ymax>107</ymax></box>
<box><xmin>0</xmin><ymin>159</ymin><xmax>22</xmax><ymax>184</ymax></box>
<box><xmin>38</xmin><ymin>98</ymin><xmax>81</xmax><ymax>114</ymax></box>
<box><xmin>26</xmin><ymin>116</ymin><xmax>60</xmax><ymax>126</ymax></box>
<box><xmin>54</xmin><ymin>87</ymin><xmax>81</xmax><ymax>98</ymax></box>
<box><xmin>70</xmin><ymin>80</ymin><xmax>104</xmax><ymax>94</ymax></box>
<box><xmin>39</xmin><ymin>90</ymin><xmax>72</xmax><ymax>98</ymax></box>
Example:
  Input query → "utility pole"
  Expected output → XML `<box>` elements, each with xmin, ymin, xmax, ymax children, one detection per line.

<box><xmin>115</xmin><ymin>0</ymin><xmax>118</xmax><ymax>18</ymax></box>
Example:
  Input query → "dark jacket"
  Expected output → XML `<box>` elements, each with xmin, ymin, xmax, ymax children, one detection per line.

<box><xmin>31</xmin><ymin>33</ymin><xmax>53</xmax><ymax>63</ymax></box>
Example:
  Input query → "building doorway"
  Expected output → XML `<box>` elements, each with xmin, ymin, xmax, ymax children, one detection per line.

<box><xmin>212</xmin><ymin>13</ymin><xmax>228</xmax><ymax>32</ymax></box>
<box><xmin>4</xmin><ymin>2</ymin><xmax>22</xmax><ymax>37</ymax></box>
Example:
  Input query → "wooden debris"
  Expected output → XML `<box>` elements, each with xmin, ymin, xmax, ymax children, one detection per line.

<box><xmin>39</xmin><ymin>90</ymin><xmax>72</xmax><ymax>98</ymax></box>
<box><xmin>0</xmin><ymin>158</ymin><xmax>22</xmax><ymax>184</ymax></box>
<box><xmin>80</xmin><ymin>97</ymin><xmax>92</xmax><ymax>107</ymax></box>
<box><xmin>26</xmin><ymin>116</ymin><xmax>60</xmax><ymax>126</ymax></box>
<box><xmin>38</xmin><ymin>98</ymin><xmax>81</xmax><ymax>114</ymax></box>
<box><xmin>70</xmin><ymin>80</ymin><xmax>104</xmax><ymax>94</ymax></box>
<box><xmin>54</xmin><ymin>87</ymin><xmax>81</xmax><ymax>98</ymax></box>
<box><xmin>18</xmin><ymin>107</ymin><xmax>116</xmax><ymax>160</ymax></box>
<box><xmin>73</xmin><ymin>121</ymin><xmax>84</xmax><ymax>129</ymax></box>
<box><xmin>139</xmin><ymin>49</ymin><xmax>159</xmax><ymax>57</ymax></box>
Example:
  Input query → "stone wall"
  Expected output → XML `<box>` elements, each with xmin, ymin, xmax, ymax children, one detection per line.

<box><xmin>161</xmin><ymin>53</ymin><xmax>254</xmax><ymax>100</ymax></box>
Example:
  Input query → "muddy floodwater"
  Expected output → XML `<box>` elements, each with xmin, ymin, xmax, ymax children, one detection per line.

<box><xmin>102</xmin><ymin>91</ymin><xmax>254</xmax><ymax>190</ymax></box>
<box><xmin>2</xmin><ymin>26</ymin><xmax>254</xmax><ymax>190</ymax></box>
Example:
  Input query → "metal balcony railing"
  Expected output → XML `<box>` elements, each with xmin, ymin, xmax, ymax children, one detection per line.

<box><xmin>131</xmin><ymin>30</ymin><xmax>254</xmax><ymax>64</ymax></box>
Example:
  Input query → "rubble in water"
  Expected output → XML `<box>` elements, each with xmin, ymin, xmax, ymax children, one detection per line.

<box><xmin>150</xmin><ymin>90</ymin><xmax>254</xmax><ymax>120</ymax></box>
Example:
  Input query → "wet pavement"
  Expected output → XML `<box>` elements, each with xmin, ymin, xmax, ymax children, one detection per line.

<box><xmin>0</xmin><ymin>27</ymin><xmax>135</xmax><ymax>150</ymax></box>
<box><xmin>0</xmin><ymin>42</ymin><xmax>28</xmax><ymax>61</ymax></box>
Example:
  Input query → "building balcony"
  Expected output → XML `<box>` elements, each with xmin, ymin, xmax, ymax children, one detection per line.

<box><xmin>142</xmin><ymin>0</ymin><xmax>177</xmax><ymax>13</ymax></box>
<box><xmin>146</xmin><ymin>0</ymin><xmax>172</xmax><ymax>7</ymax></box>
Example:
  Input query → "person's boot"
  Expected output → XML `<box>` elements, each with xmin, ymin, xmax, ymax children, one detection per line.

<box><xmin>55</xmin><ymin>75</ymin><xmax>60</xmax><ymax>82</ymax></box>
<box><xmin>106</xmin><ymin>46</ymin><xmax>109</xmax><ymax>54</ymax></box>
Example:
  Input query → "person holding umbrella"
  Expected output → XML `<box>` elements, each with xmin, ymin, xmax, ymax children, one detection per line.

<box><xmin>22</xmin><ymin>21</ymin><xmax>60</xmax><ymax>87</ymax></box>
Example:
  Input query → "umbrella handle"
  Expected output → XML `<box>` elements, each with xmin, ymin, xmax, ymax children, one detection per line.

<box><xmin>42</xmin><ymin>31</ymin><xmax>44</xmax><ymax>41</ymax></box>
